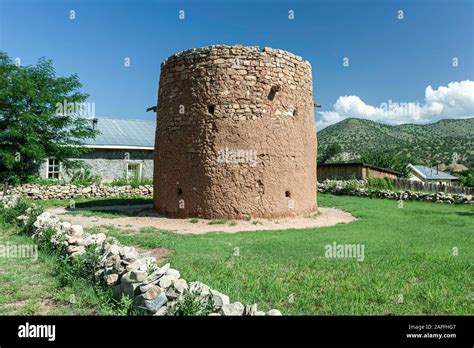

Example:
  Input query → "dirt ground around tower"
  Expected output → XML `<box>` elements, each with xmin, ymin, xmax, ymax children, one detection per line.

<box><xmin>47</xmin><ymin>204</ymin><xmax>356</xmax><ymax>234</ymax></box>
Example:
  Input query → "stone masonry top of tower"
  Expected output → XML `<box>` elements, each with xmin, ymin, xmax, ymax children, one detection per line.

<box><xmin>154</xmin><ymin>44</ymin><xmax>317</xmax><ymax>219</ymax></box>
<box><xmin>160</xmin><ymin>45</ymin><xmax>312</xmax><ymax>70</ymax></box>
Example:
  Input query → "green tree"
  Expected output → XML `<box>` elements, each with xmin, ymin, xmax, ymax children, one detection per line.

<box><xmin>359</xmin><ymin>150</ymin><xmax>415</xmax><ymax>176</ymax></box>
<box><xmin>0</xmin><ymin>52</ymin><xmax>97</xmax><ymax>187</ymax></box>
<box><xmin>456</xmin><ymin>169</ymin><xmax>474</xmax><ymax>188</ymax></box>
<box><xmin>318</xmin><ymin>143</ymin><xmax>342</xmax><ymax>163</ymax></box>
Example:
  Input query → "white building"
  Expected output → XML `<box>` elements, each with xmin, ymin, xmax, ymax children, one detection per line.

<box><xmin>406</xmin><ymin>164</ymin><xmax>461</xmax><ymax>186</ymax></box>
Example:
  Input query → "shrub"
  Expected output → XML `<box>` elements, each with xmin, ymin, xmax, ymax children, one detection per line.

<box><xmin>20</xmin><ymin>205</ymin><xmax>44</xmax><ymax>236</ymax></box>
<box><xmin>108</xmin><ymin>176</ymin><xmax>153</xmax><ymax>188</ymax></box>
<box><xmin>1</xmin><ymin>175</ymin><xmax>21</xmax><ymax>189</ymax></box>
<box><xmin>173</xmin><ymin>292</ymin><xmax>215</xmax><ymax>316</ymax></box>
<box><xmin>342</xmin><ymin>178</ymin><xmax>359</xmax><ymax>191</ymax></box>
<box><xmin>26</xmin><ymin>176</ymin><xmax>65</xmax><ymax>186</ymax></box>
<box><xmin>147</xmin><ymin>263</ymin><xmax>158</xmax><ymax>275</ymax></box>
<box><xmin>0</xmin><ymin>197</ymin><xmax>29</xmax><ymax>224</ymax></box>
<box><xmin>68</xmin><ymin>166</ymin><xmax>101</xmax><ymax>186</ymax></box>
<box><xmin>36</xmin><ymin>225</ymin><xmax>60</xmax><ymax>253</ymax></box>
<box><xmin>456</xmin><ymin>170</ymin><xmax>474</xmax><ymax>188</ymax></box>
<box><xmin>56</xmin><ymin>245</ymin><xmax>99</xmax><ymax>285</ymax></box>
<box><xmin>114</xmin><ymin>294</ymin><xmax>136</xmax><ymax>316</ymax></box>
<box><xmin>53</xmin><ymin>248</ymin><xmax>136</xmax><ymax>315</ymax></box>
<box><xmin>367</xmin><ymin>177</ymin><xmax>395</xmax><ymax>191</ymax></box>
<box><xmin>0</xmin><ymin>196</ymin><xmax>43</xmax><ymax>233</ymax></box>
<box><xmin>326</xmin><ymin>180</ymin><xmax>338</xmax><ymax>191</ymax></box>
<box><xmin>208</xmin><ymin>219</ymin><xmax>227</xmax><ymax>225</ymax></box>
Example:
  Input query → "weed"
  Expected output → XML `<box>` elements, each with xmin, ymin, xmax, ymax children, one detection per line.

<box><xmin>208</xmin><ymin>219</ymin><xmax>227</xmax><ymax>225</ymax></box>
<box><xmin>173</xmin><ymin>292</ymin><xmax>215</xmax><ymax>316</ymax></box>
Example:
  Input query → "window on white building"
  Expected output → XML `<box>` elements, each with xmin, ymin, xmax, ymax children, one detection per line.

<box><xmin>47</xmin><ymin>158</ymin><xmax>60</xmax><ymax>179</ymax></box>
<box><xmin>127</xmin><ymin>163</ymin><xmax>141</xmax><ymax>179</ymax></box>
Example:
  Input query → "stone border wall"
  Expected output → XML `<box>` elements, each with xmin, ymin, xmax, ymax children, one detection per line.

<box><xmin>11</xmin><ymin>200</ymin><xmax>281</xmax><ymax>316</ymax></box>
<box><xmin>318</xmin><ymin>180</ymin><xmax>473</xmax><ymax>204</ymax></box>
<box><xmin>2</xmin><ymin>184</ymin><xmax>153</xmax><ymax>200</ymax></box>
<box><xmin>3</xmin><ymin>181</ymin><xmax>472</xmax><ymax>204</ymax></box>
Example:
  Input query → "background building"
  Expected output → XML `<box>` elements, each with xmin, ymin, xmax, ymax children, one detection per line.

<box><xmin>406</xmin><ymin>164</ymin><xmax>461</xmax><ymax>186</ymax></box>
<box><xmin>317</xmin><ymin>163</ymin><xmax>402</xmax><ymax>181</ymax></box>
<box><xmin>37</xmin><ymin>117</ymin><xmax>155</xmax><ymax>182</ymax></box>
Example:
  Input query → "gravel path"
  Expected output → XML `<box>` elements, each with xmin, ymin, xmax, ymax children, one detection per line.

<box><xmin>48</xmin><ymin>205</ymin><xmax>356</xmax><ymax>234</ymax></box>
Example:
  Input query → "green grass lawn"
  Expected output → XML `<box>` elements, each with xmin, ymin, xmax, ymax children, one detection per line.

<box><xmin>2</xmin><ymin>194</ymin><xmax>472</xmax><ymax>315</ymax></box>
<box><xmin>64</xmin><ymin>209</ymin><xmax>150</xmax><ymax>219</ymax></box>
<box><xmin>29</xmin><ymin>195</ymin><xmax>151</xmax><ymax>209</ymax></box>
<box><xmin>87</xmin><ymin>194</ymin><xmax>473</xmax><ymax>315</ymax></box>
<box><xmin>0</xmin><ymin>226</ymin><xmax>123</xmax><ymax>315</ymax></box>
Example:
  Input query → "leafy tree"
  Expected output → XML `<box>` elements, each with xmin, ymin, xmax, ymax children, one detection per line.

<box><xmin>359</xmin><ymin>150</ymin><xmax>415</xmax><ymax>176</ymax></box>
<box><xmin>0</xmin><ymin>52</ymin><xmax>97</xmax><ymax>187</ymax></box>
<box><xmin>318</xmin><ymin>143</ymin><xmax>342</xmax><ymax>163</ymax></box>
<box><xmin>456</xmin><ymin>169</ymin><xmax>474</xmax><ymax>188</ymax></box>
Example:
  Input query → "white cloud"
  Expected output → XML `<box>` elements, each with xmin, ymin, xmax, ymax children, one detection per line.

<box><xmin>317</xmin><ymin>80</ymin><xmax>474</xmax><ymax>129</ymax></box>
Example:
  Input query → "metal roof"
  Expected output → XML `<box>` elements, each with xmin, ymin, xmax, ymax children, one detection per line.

<box><xmin>411</xmin><ymin>164</ymin><xmax>459</xmax><ymax>180</ymax></box>
<box><xmin>84</xmin><ymin>117</ymin><xmax>155</xmax><ymax>149</ymax></box>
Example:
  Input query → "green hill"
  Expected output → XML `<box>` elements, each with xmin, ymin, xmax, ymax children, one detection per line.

<box><xmin>317</xmin><ymin>118</ymin><xmax>474</xmax><ymax>167</ymax></box>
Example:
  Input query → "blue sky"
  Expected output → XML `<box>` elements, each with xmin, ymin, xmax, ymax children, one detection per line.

<box><xmin>1</xmin><ymin>0</ymin><xmax>473</xmax><ymax>128</ymax></box>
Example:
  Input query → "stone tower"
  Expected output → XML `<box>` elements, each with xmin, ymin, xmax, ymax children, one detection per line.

<box><xmin>153</xmin><ymin>45</ymin><xmax>317</xmax><ymax>219</ymax></box>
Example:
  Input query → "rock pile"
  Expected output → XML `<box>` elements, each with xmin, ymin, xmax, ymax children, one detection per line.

<box><xmin>18</xmin><ymin>209</ymin><xmax>282</xmax><ymax>316</ymax></box>
<box><xmin>317</xmin><ymin>180</ymin><xmax>473</xmax><ymax>204</ymax></box>
<box><xmin>3</xmin><ymin>180</ymin><xmax>473</xmax><ymax>205</ymax></box>
<box><xmin>0</xmin><ymin>194</ymin><xmax>19</xmax><ymax>209</ymax></box>
<box><xmin>2</xmin><ymin>184</ymin><xmax>153</xmax><ymax>200</ymax></box>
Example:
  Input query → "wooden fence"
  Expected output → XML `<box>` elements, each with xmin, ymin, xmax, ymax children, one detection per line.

<box><xmin>393</xmin><ymin>178</ymin><xmax>474</xmax><ymax>195</ymax></box>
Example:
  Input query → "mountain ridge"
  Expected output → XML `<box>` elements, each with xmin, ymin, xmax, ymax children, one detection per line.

<box><xmin>317</xmin><ymin>117</ymin><xmax>474</xmax><ymax>167</ymax></box>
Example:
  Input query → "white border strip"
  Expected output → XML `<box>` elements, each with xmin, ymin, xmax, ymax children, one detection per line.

<box><xmin>83</xmin><ymin>145</ymin><xmax>154</xmax><ymax>150</ymax></box>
